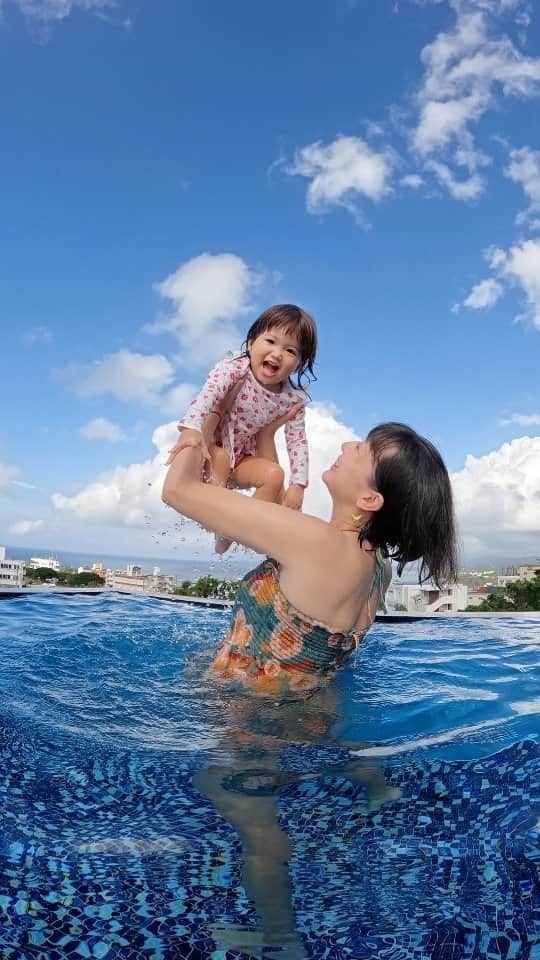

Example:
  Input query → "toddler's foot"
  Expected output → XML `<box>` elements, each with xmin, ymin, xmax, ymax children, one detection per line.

<box><xmin>215</xmin><ymin>535</ymin><xmax>233</xmax><ymax>555</ymax></box>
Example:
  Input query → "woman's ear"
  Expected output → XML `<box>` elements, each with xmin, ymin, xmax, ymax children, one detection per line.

<box><xmin>356</xmin><ymin>490</ymin><xmax>384</xmax><ymax>516</ymax></box>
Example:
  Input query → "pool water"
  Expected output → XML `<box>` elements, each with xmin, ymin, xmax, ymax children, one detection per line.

<box><xmin>0</xmin><ymin>592</ymin><xmax>538</xmax><ymax>959</ymax></box>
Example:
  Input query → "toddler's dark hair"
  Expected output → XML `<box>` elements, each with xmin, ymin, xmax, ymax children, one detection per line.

<box><xmin>243</xmin><ymin>304</ymin><xmax>317</xmax><ymax>390</ymax></box>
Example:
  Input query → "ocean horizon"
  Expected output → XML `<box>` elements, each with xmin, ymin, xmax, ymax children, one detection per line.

<box><xmin>4</xmin><ymin>544</ymin><xmax>253</xmax><ymax>582</ymax></box>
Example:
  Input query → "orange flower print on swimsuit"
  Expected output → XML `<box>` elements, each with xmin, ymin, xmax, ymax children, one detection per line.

<box><xmin>263</xmin><ymin>658</ymin><xmax>282</xmax><ymax>678</ymax></box>
<box><xmin>230</xmin><ymin>609</ymin><xmax>253</xmax><ymax>649</ymax></box>
<box><xmin>248</xmin><ymin>569</ymin><xmax>275</xmax><ymax>606</ymax></box>
<box><xmin>269</xmin><ymin>625</ymin><xmax>303</xmax><ymax>661</ymax></box>
<box><xmin>213</xmin><ymin>641</ymin><xmax>232</xmax><ymax>672</ymax></box>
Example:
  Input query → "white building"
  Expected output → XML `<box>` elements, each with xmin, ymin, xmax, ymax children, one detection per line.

<box><xmin>0</xmin><ymin>547</ymin><xmax>25</xmax><ymax>588</ymax></box>
<box><xmin>126</xmin><ymin>564</ymin><xmax>142</xmax><ymax>577</ymax></box>
<box><xmin>108</xmin><ymin>572</ymin><xmax>177</xmax><ymax>594</ymax></box>
<box><xmin>386</xmin><ymin>581</ymin><xmax>468</xmax><ymax>614</ymax></box>
<box><xmin>516</xmin><ymin>563</ymin><xmax>540</xmax><ymax>582</ymax></box>
<box><xmin>27</xmin><ymin>555</ymin><xmax>60</xmax><ymax>572</ymax></box>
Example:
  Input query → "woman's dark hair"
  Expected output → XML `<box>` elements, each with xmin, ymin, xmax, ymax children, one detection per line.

<box><xmin>242</xmin><ymin>304</ymin><xmax>317</xmax><ymax>390</ymax></box>
<box><xmin>360</xmin><ymin>422</ymin><xmax>458</xmax><ymax>587</ymax></box>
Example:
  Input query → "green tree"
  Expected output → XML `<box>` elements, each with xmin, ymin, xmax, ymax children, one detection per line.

<box><xmin>470</xmin><ymin>573</ymin><xmax>540</xmax><ymax>612</ymax></box>
<box><xmin>66</xmin><ymin>572</ymin><xmax>106</xmax><ymax>587</ymax></box>
<box><xmin>25</xmin><ymin>566</ymin><xmax>59</xmax><ymax>582</ymax></box>
<box><xmin>192</xmin><ymin>576</ymin><xmax>220</xmax><ymax>598</ymax></box>
<box><xmin>174</xmin><ymin>580</ymin><xmax>193</xmax><ymax>596</ymax></box>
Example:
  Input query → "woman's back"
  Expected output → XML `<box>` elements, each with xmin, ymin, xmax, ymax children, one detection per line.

<box><xmin>210</xmin><ymin>532</ymin><xmax>389</xmax><ymax>698</ymax></box>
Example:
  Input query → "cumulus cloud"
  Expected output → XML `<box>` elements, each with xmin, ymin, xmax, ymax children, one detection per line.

<box><xmin>463</xmin><ymin>276</ymin><xmax>503</xmax><ymax>308</ymax></box>
<box><xmin>159</xmin><ymin>383</ymin><xmax>198</xmax><ymax>417</ymax></box>
<box><xmin>59</xmin><ymin>350</ymin><xmax>175</xmax><ymax>405</ymax></box>
<box><xmin>412</xmin><ymin>2</ymin><xmax>540</xmax><ymax>198</ymax></box>
<box><xmin>285</xmin><ymin>136</ymin><xmax>395</xmax><ymax>220</ymax></box>
<box><xmin>51</xmin><ymin>405</ymin><xmax>357</xmax><ymax>542</ymax></box>
<box><xmin>401</xmin><ymin>173</ymin><xmax>425</xmax><ymax>188</ymax></box>
<box><xmin>488</xmin><ymin>238</ymin><xmax>540</xmax><ymax>328</ymax></box>
<box><xmin>499</xmin><ymin>412</ymin><xmax>540</xmax><ymax>426</ymax></box>
<box><xmin>9</xmin><ymin>519</ymin><xmax>43</xmax><ymax>535</ymax></box>
<box><xmin>2</xmin><ymin>0</ymin><xmax>112</xmax><ymax>22</ymax></box>
<box><xmin>504</xmin><ymin>145</ymin><xmax>540</xmax><ymax>224</ymax></box>
<box><xmin>0</xmin><ymin>463</ymin><xmax>22</xmax><ymax>490</ymax></box>
<box><xmin>461</xmin><ymin>238</ymin><xmax>540</xmax><ymax>327</ymax></box>
<box><xmin>80</xmin><ymin>417</ymin><xmax>127</xmax><ymax>442</ymax></box>
<box><xmin>452</xmin><ymin>434</ymin><xmax>540</xmax><ymax>560</ymax></box>
<box><xmin>1</xmin><ymin>0</ymin><xmax>134</xmax><ymax>37</ymax></box>
<box><xmin>150</xmin><ymin>253</ymin><xmax>261</xmax><ymax>368</ymax></box>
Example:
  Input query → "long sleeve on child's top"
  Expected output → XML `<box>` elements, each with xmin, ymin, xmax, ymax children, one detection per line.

<box><xmin>179</xmin><ymin>356</ymin><xmax>251</xmax><ymax>432</ymax></box>
<box><xmin>179</xmin><ymin>355</ymin><xmax>309</xmax><ymax>486</ymax></box>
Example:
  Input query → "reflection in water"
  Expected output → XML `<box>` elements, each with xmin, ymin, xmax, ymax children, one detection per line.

<box><xmin>194</xmin><ymin>685</ymin><xmax>400</xmax><ymax>956</ymax></box>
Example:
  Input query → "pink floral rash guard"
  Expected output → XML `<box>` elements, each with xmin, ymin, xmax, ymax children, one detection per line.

<box><xmin>178</xmin><ymin>355</ymin><xmax>309</xmax><ymax>487</ymax></box>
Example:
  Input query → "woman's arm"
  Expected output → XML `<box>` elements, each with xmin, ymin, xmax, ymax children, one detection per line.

<box><xmin>162</xmin><ymin>446</ymin><xmax>327</xmax><ymax>564</ymax></box>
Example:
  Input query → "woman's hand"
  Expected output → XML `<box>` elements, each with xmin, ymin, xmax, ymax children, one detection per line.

<box><xmin>258</xmin><ymin>401</ymin><xmax>304</xmax><ymax>439</ymax></box>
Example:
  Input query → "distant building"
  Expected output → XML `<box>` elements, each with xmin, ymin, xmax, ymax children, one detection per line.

<box><xmin>497</xmin><ymin>575</ymin><xmax>521</xmax><ymax>587</ymax></box>
<box><xmin>386</xmin><ymin>581</ymin><xmax>468</xmax><ymax>614</ymax></box>
<box><xmin>516</xmin><ymin>563</ymin><xmax>540</xmax><ymax>582</ymax></box>
<box><xmin>92</xmin><ymin>562</ymin><xmax>105</xmax><ymax>575</ymax></box>
<box><xmin>28</xmin><ymin>555</ymin><xmax>60</xmax><ymax>572</ymax></box>
<box><xmin>126</xmin><ymin>564</ymin><xmax>142</xmax><ymax>577</ymax></box>
<box><xmin>110</xmin><ymin>573</ymin><xmax>146</xmax><ymax>593</ymax></box>
<box><xmin>108</xmin><ymin>572</ymin><xmax>177</xmax><ymax>594</ymax></box>
<box><xmin>0</xmin><ymin>546</ymin><xmax>24</xmax><ymax>588</ymax></box>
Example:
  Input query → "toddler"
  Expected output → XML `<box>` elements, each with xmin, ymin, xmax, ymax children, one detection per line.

<box><xmin>173</xmin><ymin>304</ymin><xmax>317</xmax><ymax>553</ymax></box>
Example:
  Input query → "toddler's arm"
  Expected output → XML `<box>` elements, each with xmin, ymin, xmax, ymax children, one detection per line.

<box><xmin>179</xmin><ymin>356</ymin><xmax>249</xmax><ymax>434</ymax></box>
<box><xmin>284</xmin><ymin>402</ymin><xmax>309</xmax><ymax>496</ymax></box>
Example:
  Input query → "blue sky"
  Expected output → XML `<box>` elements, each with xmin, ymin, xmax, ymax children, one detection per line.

<box><xmin>1</xmin><ymin>0</ymin><xmax>539</xmax><ymax>565</ymax></box>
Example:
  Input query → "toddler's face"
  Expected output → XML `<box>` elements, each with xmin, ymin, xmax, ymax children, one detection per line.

<box><xmin>248</xmin><ymin>325</ymin><xmax>301</xmax><ymax>389</ymax></box>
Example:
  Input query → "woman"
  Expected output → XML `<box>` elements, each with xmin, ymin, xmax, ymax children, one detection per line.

<box><xmin>163</xmin><ymin>420</ymin><xmax>457</xmax><ymax>697</ymax></box>
<box><xmin>162</xmin><ymin>420</ymin><xmax>457</xmax><ymax>956</ymax></box>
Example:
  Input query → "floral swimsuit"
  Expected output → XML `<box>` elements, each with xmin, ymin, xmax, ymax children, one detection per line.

<box><xmin>211</xmin><ymin>555</ymin><xmax>387</xmax><ymax>698</ymax></box>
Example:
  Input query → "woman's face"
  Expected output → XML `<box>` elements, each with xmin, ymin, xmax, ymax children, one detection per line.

<box><xmin>323</xmin><ymin>440</ymin><xmax>376</xmax><ymax>502</ymax></box>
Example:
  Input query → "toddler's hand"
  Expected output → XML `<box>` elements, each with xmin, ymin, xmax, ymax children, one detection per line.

<box><xmin>283</xmin><ymin>484</ymin><xmax>305</xmax><ymax>511</ymax></box>
<box><xmin>166</xmin><ymin>429</ymin><xmax>210</xmax><ymax>467</ymax></box>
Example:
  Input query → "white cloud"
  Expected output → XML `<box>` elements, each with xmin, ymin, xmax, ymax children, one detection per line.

<box><xmin>52</xmin><ymin>421</ymin><xmax>177</xmax><ymax>529</ymax></box>
<box><xmin>9</xmin><ymin>519</ymin><xmax>43</xmax><ymax>536</ymax></box>
<box><xmin>51</xmin><ymin>406</ymin><xmax>357</xmax><ymax>542</ymax></box>
<box><xmin>80</xmin><ymin>417</ymin><xmax>127</xmax><ymax>442</ymax></box>
<box><xmin>60</xmin><ymin>350</ymin><xmax>175</xmax><ymax>405</ymax></box>
<box><xmin>3</xmin><ymin>0</ymin><xmax>112</xmax><ymax>22</ymax></box>
<box><xmin>159</xmin><ymin>383</ymin><xmax>198</xmax><ymax>417</ymax></box>
<box><xmin>504</xmin><ymin>145</ymin><xmax>540</xmax><ymax>223</ymax></box>
<box><xmin>463</xmin><ymin>276</ymin><xmax>504</xmax><ymax>308</ymax></box>
<box><xmin>0</xmin><ymin>463</ymin><xmax>22</xmax><ymax>490</ymax></box>
<box><xmin>488</xmin><ymin>238</ymin><xmax>540</xmax><ymax>328</ymax></box>
<box><xmin>286</xmin><ymin>136</ymin><xmax>395</xmax><ymax>219</ymax></box>
<box><xmin>452</xmin><ymin>434</ymin><xmax>540</xmax><ymax>559</ymax></box>
<box><xmin>150</xmin><ymin>253</ymin><xmax>261</xmax><ymax>368</ymax></box>
<box><xmin>499</xmin><ymin>412</ymin><xmax>540</xmax><ymax>426</ymax></box>
<box><xmin>412</xmin><ymin>3</ymin><xmax>540</xmax><ymax>198</ymax></box>
<box><xmin>401</xmin><ymin>173</ymin><xmax>425</xmax><ymax>188</ymax></box>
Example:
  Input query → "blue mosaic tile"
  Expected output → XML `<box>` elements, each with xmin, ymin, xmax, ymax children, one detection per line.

<box><xmin>0</xmin><ymin>716</ymin><xmax>538</xmax><ymax>959</ymax></box>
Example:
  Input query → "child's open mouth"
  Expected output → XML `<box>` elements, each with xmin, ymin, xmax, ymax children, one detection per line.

<box><xmin>262</xmin><ymin>360</ymin><xmax>280</xmax><ymax>376</ymax></box>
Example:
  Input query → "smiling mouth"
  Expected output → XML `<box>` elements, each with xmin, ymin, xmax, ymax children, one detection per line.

<box><xmin>262</xmin><ymin>360</ymin><xmax>280</xmax><ymax>376</ymax></box>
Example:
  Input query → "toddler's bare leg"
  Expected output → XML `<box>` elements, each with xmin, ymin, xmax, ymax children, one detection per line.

<box><xmin>232</xmin><ymin>457</ymin><xmax>285</xmax><ymax>503</ymax></box>
<box><xmin>207</xmin><ymin>444</ymin><xmax>231</xmax><ymax>487</ymax></box>
<box><xmin>215</xmin><ymin>457</ymin><xmax>285</xmax><ymax>555</ymax></box>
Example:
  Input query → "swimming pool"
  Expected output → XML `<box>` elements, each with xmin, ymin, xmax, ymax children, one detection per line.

<box><xmin>0</xmin><ymin>592</ymin><xmax>538</xmax><ymax>959</ymax></box>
